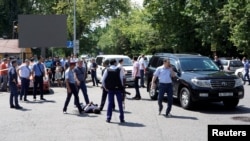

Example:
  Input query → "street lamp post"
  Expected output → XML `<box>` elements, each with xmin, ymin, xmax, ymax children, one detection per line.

<box><xmin>73</xmin><ymin>0</ymin><xmax>76</xmax><ymax>55</ymax></box>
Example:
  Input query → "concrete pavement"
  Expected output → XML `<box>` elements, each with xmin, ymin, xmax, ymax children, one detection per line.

<box><xmin>0</xmin><ymin>83</ymin><xmax>250</xmax><ymax>141</ymax></box>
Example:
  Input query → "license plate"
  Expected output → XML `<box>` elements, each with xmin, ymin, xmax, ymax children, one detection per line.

<box><xmin>126</xmin><ymin>78</ymin><xmax>133</xmax><ymax>81</ymax></box>
<box><xmin>219</xmin><ymin>92</ymin><xmax>233</xmax><ymax>97</ymax></box>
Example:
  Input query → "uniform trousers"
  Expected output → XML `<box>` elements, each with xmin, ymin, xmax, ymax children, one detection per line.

<box><xmin>107</xmin><ymin>90</ymin><xmax>124</xmax><ymax>121</ymax></box>
<box><xmin>158</xmin><ymin>83</ymin><xmax>173</xmax><ymax>115</ymax></box>
<box><xmin>20</xmin><ymin>77</ymin><xmax>30</xmax><ymax>100</ymax></box>
<box><xmin>63</xmin><ymin>83</ymin><xmax>82</xmax><ymax>113</ymax></box>
<box><xmin>33</xmin><ymin>76</ymin><xmax>44</xmax><ymax>99</ymax></box>
<box><xmin>9</xmin><ymin>83</ymin><xmax>20</xmax><ymax>107</ymax></box>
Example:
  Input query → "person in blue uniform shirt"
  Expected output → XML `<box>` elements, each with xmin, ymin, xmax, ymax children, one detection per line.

<box><xmin>63</xmin><ymin>61</ymin><xmax>82</xmax><ymax>114</ymax></box>
<box><xmin>151</xmin><ymin>58</ymin><xmax>176</xmax><ymax>117</ymax></box>
<box><xmin>32</xmin><ymin>56</ymin><xmax>46</xmax><ymax>101</ymax></box>
<box><xmin>8</xmin><ymin>59</ymin><xmax>22</xmax><ymax>109</ymax></box>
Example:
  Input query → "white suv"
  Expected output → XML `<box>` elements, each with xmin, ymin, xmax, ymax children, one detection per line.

<box><xmin>95</xmin><ymin>55</ymin><xmax>134</xmax><ymax>87</ymax></box>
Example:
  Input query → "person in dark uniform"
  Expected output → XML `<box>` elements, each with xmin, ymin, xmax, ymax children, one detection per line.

<box><xmin>8</xmin><ymin>59</ymin><xmax>22</xmax><ymax>109</ymax></box>
<box><xmin>17</xmin><ymin>59</ymin><xmax>31</xmax><ymax>101</ymax></box>
<box><xmin>63</xmin><ymin>61</ymin><xmax>82</xmax><ymax>114</ymax></box>
<box><xmin>32</xmin><ymin>56</ymin><xmax>46</xmax><ymax>101</ymax></box>
<box><xmin>99</xmin><ymin>60</ymin><xmax>115</xmax><ymax>111</ymax></box>
<box><xmin>102</xmin><ymin>59</ymin><xmax>125</xmax><ymax>123</ymax></box>
<box><xmin>151</xmin><ymin>58</ymin><xmax>176</xmax><ymax>117</ymax></box>
<box><xmin>74</xmin><ymin>59</ymin><xmax>90</xmax><ymax>105</ymax></box>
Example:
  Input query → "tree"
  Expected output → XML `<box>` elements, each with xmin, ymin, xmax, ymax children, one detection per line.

<box><xmin>97</xmin><ymin>8</ymin><xmax>160</xmax><ymax>57</ymax></box>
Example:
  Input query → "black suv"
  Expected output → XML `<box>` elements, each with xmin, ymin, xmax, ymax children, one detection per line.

<box><xmin>145</xmin><ymin>53</ymin><xmax>244</xmax><ymax>109</ymax></box>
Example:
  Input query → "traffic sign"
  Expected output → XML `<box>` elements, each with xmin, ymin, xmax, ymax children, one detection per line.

<box><xmin>67</xmin><ymin>41</ymin><xmax>73</xmax><ymax>48</ymax></box>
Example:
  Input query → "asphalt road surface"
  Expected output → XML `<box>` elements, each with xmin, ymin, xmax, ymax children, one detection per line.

<box><xmin>0</xmin><ymin>83</ymin><xmax>250</xmax><ymax>141</ymax></box>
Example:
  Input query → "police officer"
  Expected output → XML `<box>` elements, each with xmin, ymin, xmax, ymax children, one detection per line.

<box><xmin>8</xmin><ymin>59</ymin><xmax>22</xmax><ymax>109</ymax></box>
<box><xmin>63</xmin><ymin>61</ymin><xmax>82</xmax><ymax>114</ymax></box>
<box><xmin>102</xmin><ymin>59</ymin><xmax>125</xmax><ymax>123</ymax></box>
<box><xmin>32</xmin><ymin>56</ymin><xmax>46</xmax><ymax>101</ymax></box>
<box><xmin>151</xmin><ymin>58</ymin><xmax>176</xmax><ymax>117</ymax></box>
<box><xmin>99</xmin><ymin>59</ymin><xmax>115</xmax><ymax>111</ymax></box>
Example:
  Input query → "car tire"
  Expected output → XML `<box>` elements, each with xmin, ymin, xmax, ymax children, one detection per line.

<box><xmin>223</xmin><ymin>99</ymin><xmax>239</xmax><ymax>109</ymax></box>
<box><xmin>179</xmin><ymin>87</ymin><xmax>193</xmax><ymax>109</ymax></box>
<box><xmin>148</xmin><ymin>82</ymin><xmax>158</xmax><ymax>100</ymax></box>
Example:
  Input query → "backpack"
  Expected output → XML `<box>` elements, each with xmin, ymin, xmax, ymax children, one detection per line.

<box><xmin>105</xmin><ymin>68</ymin><xmax>123</xmax><ymax>90</ymax></box>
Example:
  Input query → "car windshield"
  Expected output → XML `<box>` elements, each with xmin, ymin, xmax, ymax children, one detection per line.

<box><xmin>117</xmin><ymin>58</ymin><xmax>133</xmax><ymax>66</ymax></box>
<box><xmin>229</xmin><ymin>60</ymin><xmax>243</xmax><ymax>67</ymax></box>
<box><xmin>107</xmin><ymin>58</ymin><xmax>133</xmax><ymax>66</ymax></box>
<box><xmin>180</xmin><ymin>57</ymin><xmax>220</xmax><ymax>71</ymax></box>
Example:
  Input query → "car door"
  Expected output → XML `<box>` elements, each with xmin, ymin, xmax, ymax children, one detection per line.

<box><xmin>169</xmin><ymin>58</ymin><xmax>179</xmax><ymax>98</ymax></box>
<box><xmin>95</xmin><ymin>57</ymin><xmax>104</xmax><ymax>81</ymax></box>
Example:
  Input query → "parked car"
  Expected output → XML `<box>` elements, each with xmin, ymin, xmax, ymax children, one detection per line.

<box><xmin>234</xmin><ymin>67</ymin><xmax>250</xmax><ymax>82</ymax></box>
<box><xmin>95</xmin><ymin>55</ymin><xmax>134</xmax><ymax>87</ymax></box>
<box><xmin>220</xmin><ymin>59</ymin><xmax>243</xmax><ymax>74</ymax></box>
<box><xmin>145</xmin><ymin>53</ymin><xmax>244</xmax><ymax>110</ymax></box>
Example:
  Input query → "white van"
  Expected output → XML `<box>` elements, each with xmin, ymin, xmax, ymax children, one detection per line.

<box><xmin>95</xmin><ymin>55</ymin><xmax>134</xmax><ymax>87</ymax></box>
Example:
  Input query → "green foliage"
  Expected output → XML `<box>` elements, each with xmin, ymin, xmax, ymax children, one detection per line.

<box><xmin>1</xmin><ymin>0</ymin><xmax>250</xmax><ymax>58</ymax></box>
<box><xmin>96</xmin><ymin>8</ymin><xmax>160</xmax><ymax>57</ymax></box>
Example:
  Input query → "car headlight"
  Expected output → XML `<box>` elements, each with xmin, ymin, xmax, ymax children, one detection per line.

<box><xmin>235</xmin><ymin>78</ymin><xmax>243</xmax><ymax>87</ymax></box>
<box><xmin>191</xmin><ymin>78</ymin><xmax>211</xmax><ymax>88</ymax></box>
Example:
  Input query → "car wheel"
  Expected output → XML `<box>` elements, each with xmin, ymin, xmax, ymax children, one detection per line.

<box><xmin>179</xmin><ymin>87</ymin><xmax>193</xmax><ymax>109</ymax></box>
<box><xmin>148</xmin><ymin>82</ymin><xmax>158</xmax><ymax>100</ymax></box>
<box><xmin>223</xmin><ymin>99</ymin><xmax>239</xmax><ymax>109</ymax></box>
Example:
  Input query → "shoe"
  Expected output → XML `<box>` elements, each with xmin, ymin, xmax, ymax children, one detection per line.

<box><xmin>106</xmin><ymin>119</ymin><xmax>110</xmax><ymax>123</ymax></box>
<box><xmin>132</xmin><ymin>96</ymin><xmax>137</xmax><ymax>99</ymax></box>
<box><xmin>132</xmin><ymin>96</ymin><xmax>141</xmax><ymax>100</ymax></box>
<box><xmin>165</xmin><ymin>113</ymin><xmax>172</xmax><ymax>117</ymax></box>
<box><xmin>120</xmin><ymin>120</ymin><xmax>125</xmax><ymax>123</ymax></box>
<box><xmin>63</xmin><ymin>111</ymin><xmax>67</xmax><ymax>114</ymax></box>
<box><xmin>77</xmin><ymin>108</ymin><xmax>83</xmax><ymax>114</ymax></box>
<box><xmin>99</xmin><ymin>107</ymin><xmax>103</xmax><ymax>111</ymax></box>
<box><xmin>40</xmin><ymin>98</ymin><xmax>46</xmax><ymax>101</ymax></box>
<box><xmin>135</xmin><ymin>97</ymin><xmax>141</xmax><ymax>100</ymax></box>
<box><xmin>10</xmin><ymin>105</ymin><xmax>16</xmax><ymax>108</ymax></box>
<box><xmin>15</xmin><ymin>106</ymin><xmax>23</xmax><ymax>109</ymax></box>
<box><xmin>24</xmin><ymin>99</ymin><xmax>29</xmax><ymax>102</ymax></box>
<box><xmin>159</xmin><ymin>107</ymin><xmax>163</xmax><ymax>115</ymax></box>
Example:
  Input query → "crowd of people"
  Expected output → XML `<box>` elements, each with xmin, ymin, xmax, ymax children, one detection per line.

<box><xmin>0</xmin><ymin>53</ymin><xmax>179</xmax><ymax>123</ymax></box>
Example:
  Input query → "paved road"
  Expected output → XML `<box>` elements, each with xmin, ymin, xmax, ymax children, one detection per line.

<box><xmin>0</xmin><ymin>83</ymin><xmax>250</xmax><ymax>141</ymax></box>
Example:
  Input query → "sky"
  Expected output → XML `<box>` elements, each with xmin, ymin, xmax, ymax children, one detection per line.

<box><xmin>91</xmin><ymin>0</ymin><xmax>144</xmax><ymax>29</ymax></box>
<box><xmin>130</xmin><ymin>0</ymin><xmax>143</xmax><ymax>7</ymax></box>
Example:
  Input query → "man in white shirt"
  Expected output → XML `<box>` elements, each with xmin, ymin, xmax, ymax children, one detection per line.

<box><xmin>139</xmin><ymin>54</ymin><xmax>146</xmax><ymax>88</ymax></box>
<box><xmin>132</xmin><ymin>56</ymin><xmax>141</xmax><ymax>100</ymax></box>
<box><xmin>17</xmin><ymin>59</ymin><xmax>31</xmax><ymax>101</ymax></box>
